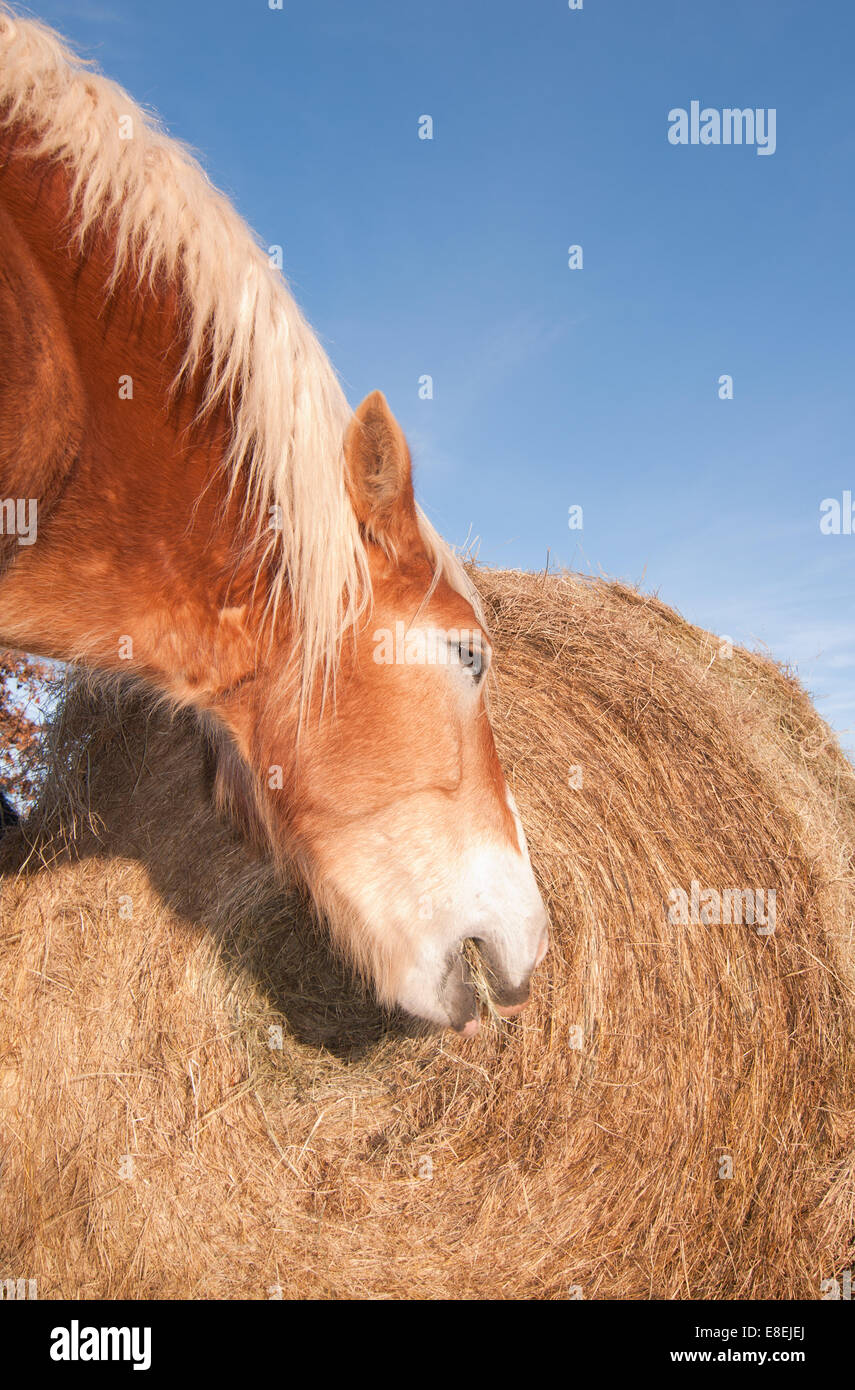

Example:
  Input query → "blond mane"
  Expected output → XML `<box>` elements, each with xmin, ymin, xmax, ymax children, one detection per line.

<box><xmin>0</xmin><ymin>7</ymin><xmax>476</xmax><ymax>697</ymax></box>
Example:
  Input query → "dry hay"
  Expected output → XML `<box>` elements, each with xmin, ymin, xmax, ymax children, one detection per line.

<box><xmin>1</xmin><ymin>568</ymin><xmax>854</xmax><ymax>1300</ymax></box>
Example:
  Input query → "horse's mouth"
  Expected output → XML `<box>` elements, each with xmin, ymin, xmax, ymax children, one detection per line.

<box><xmin>441</xmin><ymin>931</ymin><xmax>548</xmax><ymax>1034</ymax></box>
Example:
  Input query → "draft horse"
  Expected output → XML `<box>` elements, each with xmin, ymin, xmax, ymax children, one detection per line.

<box><xmin>0</xmin><ymin>10</ymin><xmax>548</xmax><ymax>1031</ymax></box>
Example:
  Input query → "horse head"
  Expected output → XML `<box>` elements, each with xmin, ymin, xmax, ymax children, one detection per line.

<box><xmin>213</xmin><ymin>392</ymin><xmax>549</xmax><ymax>1032</ymax></box>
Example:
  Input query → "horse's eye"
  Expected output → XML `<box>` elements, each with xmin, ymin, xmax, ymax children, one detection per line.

<box><xmin>449</xmin><ymin>636</ymin><xmax>488</xmax><ymax>683</ymax></box>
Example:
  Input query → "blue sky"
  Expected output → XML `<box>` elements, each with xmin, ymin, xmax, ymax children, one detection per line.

<box><xmin>25</xmin><ymin>0</ymin><xmax>855</xmax><ymax>754</ymax></box>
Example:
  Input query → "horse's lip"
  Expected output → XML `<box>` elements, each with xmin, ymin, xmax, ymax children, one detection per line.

<box><xmin>494</xmin><ymin>1000</ymin><xmax>527</xmax><ymax>1019</ymax></box>
<box><xmin>439</xmin><ymin>950</ymin><xmax>479</xmax><ymax>1032</ymax></box>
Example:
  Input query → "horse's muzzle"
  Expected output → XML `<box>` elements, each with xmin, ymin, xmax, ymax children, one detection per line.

<box><xmin>441</xmin><ymin>923</ymin><xmax>550</xmax><ymax>1034</ymax></box>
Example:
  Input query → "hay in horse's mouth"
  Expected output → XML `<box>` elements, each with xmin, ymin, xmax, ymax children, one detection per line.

<box><xmin>461</xmin><ymin>938</ymin><xmax>511</xmax><ymax>1023</ymax></box>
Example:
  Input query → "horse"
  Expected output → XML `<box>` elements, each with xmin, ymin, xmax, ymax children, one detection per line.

<box><xmin>0</xmin><ymin>9</ymin><xmax>548</xmax><ymax>1033</ymax></box>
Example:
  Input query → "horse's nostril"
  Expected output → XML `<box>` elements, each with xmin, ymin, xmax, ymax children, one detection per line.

<box><xmin>458</xmin><ymin>1016</ymin><xmax>481</xmax><ymax>1037</ymax></box>
<box><xmin>470</xmin><ymin>936</ymin><xmax>532</xmax><ymax>1009</ymax></box>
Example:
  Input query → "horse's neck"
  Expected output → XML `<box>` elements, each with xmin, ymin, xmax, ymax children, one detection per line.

<box><xmin>0</xmin><ymin>137</ymin><xmax>266</xmax><ymax>706</ymax></box>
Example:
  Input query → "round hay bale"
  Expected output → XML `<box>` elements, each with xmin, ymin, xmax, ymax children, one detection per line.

<box><xmin>1</xmin><ymin>569</ymin><xmax>853</xmax><ymax>1299</ymax></box>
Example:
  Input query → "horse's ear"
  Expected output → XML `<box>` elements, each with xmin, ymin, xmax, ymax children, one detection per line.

<box><xmin>344</xmin><ymin>391</ymin><xmax>419</xmax><ymax>547</ymax></box>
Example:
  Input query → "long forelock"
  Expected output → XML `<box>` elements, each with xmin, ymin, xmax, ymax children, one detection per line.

<box><xmin>0</xmin><ymin>7</ymin><xmax>477</xmax><ymax>701</ymax></box>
